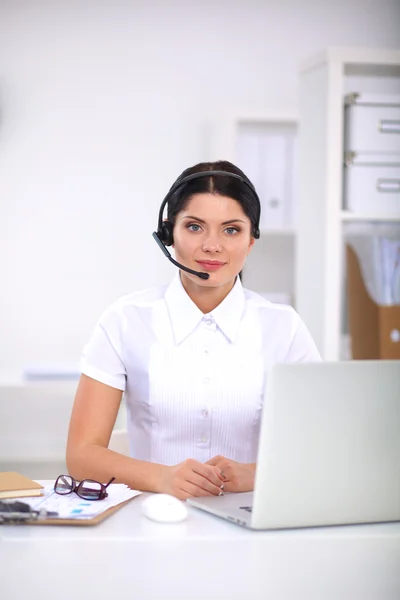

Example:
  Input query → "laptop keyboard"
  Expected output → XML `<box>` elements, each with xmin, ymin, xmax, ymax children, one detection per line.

<box><xmin>239</xmin><ymin>506</ymin><xmax>252</xmax><ymax>513</ymax></box>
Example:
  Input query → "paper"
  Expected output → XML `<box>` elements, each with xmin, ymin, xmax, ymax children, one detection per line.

<box><xmin>14</xmin><ymin>482</ymin><xmax>141</xmax><ymax>520</ymax></box>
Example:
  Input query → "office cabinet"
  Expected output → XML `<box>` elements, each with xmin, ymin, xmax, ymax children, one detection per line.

<box><xmin>297</xmin><ymin>47</ymin><xmax>400</xmax><ymax>360</ymax></box>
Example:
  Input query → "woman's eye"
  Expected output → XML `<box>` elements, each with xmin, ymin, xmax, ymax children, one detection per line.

<box><xmin>187</xmin><ymin>223</ymin><xmax>201</xmax><ymax>232</ymax></box>
<box><xmin>225</xmin><ymin>227</ymin><xmax>239</xmax><ymax>235</ymax></box>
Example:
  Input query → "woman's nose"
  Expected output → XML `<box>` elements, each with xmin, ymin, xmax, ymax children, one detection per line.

<box><xmin>202</xmin><ymin>236</ymin><xmax>222</xmax><ymax>252</ymax></box>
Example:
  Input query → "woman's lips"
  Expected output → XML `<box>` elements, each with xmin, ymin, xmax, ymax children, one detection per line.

<box><xmin>196</xmin><ymin>260</ymin><xmax>226</xmax><ymax>271</ymax></box>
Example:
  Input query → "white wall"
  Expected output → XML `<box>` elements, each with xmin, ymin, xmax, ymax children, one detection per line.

<box><xmin>1</xmin><ymin>0</ymin><xmax>399</xmax><ymax>380</ymax></box>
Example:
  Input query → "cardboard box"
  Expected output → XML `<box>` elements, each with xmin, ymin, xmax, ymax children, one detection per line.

<box><xmin>346</xmin><ymin>245</ymin><xmax>400</xmax><ymax>359</ymax></box>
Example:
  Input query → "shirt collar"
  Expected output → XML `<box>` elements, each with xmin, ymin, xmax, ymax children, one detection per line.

<box><xmin>164</xmin><ymin>273</ymin><xmax>245</xmax><ymax>345</ymax></box>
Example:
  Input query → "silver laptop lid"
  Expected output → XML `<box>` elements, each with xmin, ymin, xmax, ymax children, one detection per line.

<box><xmin>252</xmin><ymin>360</ymin><xmax>400</xmax><ymax>529</ymax></box>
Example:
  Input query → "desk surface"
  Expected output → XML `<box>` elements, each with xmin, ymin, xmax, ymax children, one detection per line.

<box><xmin>1</xmin><ymin>490</ymin><xmax>400</xmax><ymax>600</ymax></box>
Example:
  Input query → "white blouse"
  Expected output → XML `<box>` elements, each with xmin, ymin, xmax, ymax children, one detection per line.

<box><xmin>80</xmin><ymin>274</ymin><xmax>321</xmax><ymax>465</ymax></box>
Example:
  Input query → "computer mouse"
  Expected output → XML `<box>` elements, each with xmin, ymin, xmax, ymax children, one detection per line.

<box><xmin>141</xmin><ymin>493</ymin><xmax>188</xmax><ymax>523</ymax></box>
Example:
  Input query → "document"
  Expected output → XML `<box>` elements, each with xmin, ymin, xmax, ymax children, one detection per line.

<box><xmin>14</xmin><ymin>482</ymin><xmax>141</xmax><ymax>520</ymax></box>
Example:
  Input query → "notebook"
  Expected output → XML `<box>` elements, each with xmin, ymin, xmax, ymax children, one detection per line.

<box><xmin>0</xmin><ymin>472</ymin><xmax>44</xmax><ymax>499</ymax></box>
<box><xmin>187</xmin><ymin>360</ymin><xmax>400</xmax><ymax>529</ymax></box>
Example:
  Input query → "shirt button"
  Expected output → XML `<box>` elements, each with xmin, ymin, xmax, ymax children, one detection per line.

<box><xmin>201</xmin><ymin>435</ymin><xmax>208</xmax><ymax>443</ymax></box>
<box><xmin>205</xmin><ymin>319</ymin><xmax>213</xmax><ymax>327</ymax></box>
<box><xmin>203</xmin><ymin>377</ymin><xmax>210</xmax><ymax>384</ymax></box>
<box><xmin>202</xmin><ymin>409</ymin><xmax>209</xmax><ymax>418</ymax></box>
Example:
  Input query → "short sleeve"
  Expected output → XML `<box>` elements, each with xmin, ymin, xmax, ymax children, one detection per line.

<box><xmin>285</xmin><ymin>317</ymin><xmax>322</xmax><ymax>362</ymax></box>
<box><xmin>80</xmin><ymin>304</ymin><xmax>127</xmax><ymax>391</ymax></box>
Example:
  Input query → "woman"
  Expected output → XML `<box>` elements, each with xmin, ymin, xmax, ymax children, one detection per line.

<box><xmin>67</xmin><ymin>160</ymin><xmax>321</xmax><ymax>500</ymax></box>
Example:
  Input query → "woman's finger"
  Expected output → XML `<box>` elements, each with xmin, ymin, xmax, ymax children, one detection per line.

<box><xmin>192</xmin><ymin>462</ymin><xmax>224</xmax><ymax>486</ymax></box>
<box><xmin>186</xmin><ymin>470</ymin><xmax>223</xmax><ymax>495</ymax></box>
<box><xmin>180</xmin><ymin>480</ymin><xmax>218</xmax><ymax>499</ymax></box>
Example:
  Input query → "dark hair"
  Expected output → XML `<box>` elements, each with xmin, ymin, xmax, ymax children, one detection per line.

<box><xmin>166</xmin><ymin>160</ymin><xmax>260</xmax><ymax>237</ymax></box>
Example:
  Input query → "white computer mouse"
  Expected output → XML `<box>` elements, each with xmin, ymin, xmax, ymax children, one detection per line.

<box><xmin>141</xmin><ymin>493</ymin><xmax>188</xmax><ymax>523</ymax></box>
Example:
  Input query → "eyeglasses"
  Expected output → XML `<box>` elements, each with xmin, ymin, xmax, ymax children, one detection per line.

<box><xmin>54</xmin><ymin>475</ymin><xmax>115</xmax><ymax>501</ymax></box>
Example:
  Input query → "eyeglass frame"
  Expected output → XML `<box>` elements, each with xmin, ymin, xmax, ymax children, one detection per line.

<box><xmin>54</xmin><ymin>474</ymin><xmax>116</xmax><ymax>501</ymax></box>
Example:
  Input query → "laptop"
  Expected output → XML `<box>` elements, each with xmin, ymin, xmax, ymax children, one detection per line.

<box><xmin>187</xmin><ymin>360</ymin><xmax>400</xmax><ymax>529</ymax></box>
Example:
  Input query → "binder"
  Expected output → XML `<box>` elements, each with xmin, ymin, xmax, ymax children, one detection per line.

<box><xmin>346</xmin><ymin>245</ymin><xmax>400</xmax><ymax>359</ymax></box>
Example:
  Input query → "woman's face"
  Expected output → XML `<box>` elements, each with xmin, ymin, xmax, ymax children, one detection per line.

<box><xmin>172</xmin><ymin>193</ymin><xmax>255</xmax><ymax>288</ymax></box>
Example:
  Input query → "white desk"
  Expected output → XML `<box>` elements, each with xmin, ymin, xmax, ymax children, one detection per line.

<box><xmin>1</xmin><ymin>491</ymin><xmax>399</xmax><ymax>600</ymax></box>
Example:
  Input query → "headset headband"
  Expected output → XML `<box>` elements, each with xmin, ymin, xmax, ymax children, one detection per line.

<box><xmin>156</xmin><ymin>170</ymin><xmax>261</xmax><ymax>239</ymax></box>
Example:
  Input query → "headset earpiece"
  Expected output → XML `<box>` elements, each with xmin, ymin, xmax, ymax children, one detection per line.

<box><xmin>254</xmin><ymin>227</ymin><xmax>260</xmax><ymax>239</ymax></box>
<box><xmin>159</xmin><ymin>220</ymin><xmax>174</xmax><ymax>246</ymax></box>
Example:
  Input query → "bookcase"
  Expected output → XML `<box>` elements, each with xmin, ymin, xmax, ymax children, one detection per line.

<box><xmin>296</xmin><ymin>47</ymin><xmax>400</xmax><ymax>360</ymax></box>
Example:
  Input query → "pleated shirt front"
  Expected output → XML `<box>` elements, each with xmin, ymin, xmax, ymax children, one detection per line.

<box><xmin>80</xmin><ymin>274</ymin><xmax>320</xmax><ymax>465</ymax></box>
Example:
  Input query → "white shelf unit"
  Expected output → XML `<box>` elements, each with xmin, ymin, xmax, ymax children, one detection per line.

<box><xmin>209</xmin><ymin>112</ymin><xmax>298</xmax><ymax>304</ymax></box>
<box><xmin>296</xmin><ymin>47</ymin><xmax>400</xmax><ymax>361</ymax></box>
<box><xmin>340</xmin><ymin>212</ymin><xmax>400</xmax><ymax>222</ymax></box>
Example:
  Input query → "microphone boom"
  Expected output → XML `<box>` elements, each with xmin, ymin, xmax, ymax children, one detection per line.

<box><xmin>152</xmin><ymin>232</ymin><xmax>209</xmax><ymax>280</ymax></box>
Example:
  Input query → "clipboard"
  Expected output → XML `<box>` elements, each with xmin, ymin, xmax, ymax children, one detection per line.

<box><xmin>26</xmin><ymin>496</ymin><xmax>136</xmax><ymax>526</ymax></box>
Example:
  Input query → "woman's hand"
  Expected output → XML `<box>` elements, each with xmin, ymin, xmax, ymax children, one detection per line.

<box><xmin>205</xmin><ymin>456</ymin><xmax>256</xmax><ymax>493</ymax></box>
<box><xmin>161</xmin><ymin>459</ymin><xmax>224</xmax><ymax>500</ymax></box>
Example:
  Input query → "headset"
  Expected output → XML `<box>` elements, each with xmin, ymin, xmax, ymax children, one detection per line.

<box><xmin>152</xmin><ymin>170</ymin><xmax>261</xmax><ymax>280</ymax></box>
